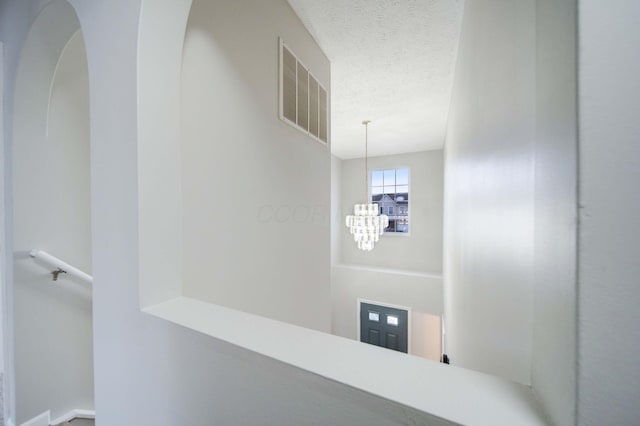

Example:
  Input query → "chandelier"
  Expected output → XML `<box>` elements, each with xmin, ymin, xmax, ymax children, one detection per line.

<box><xmin>345</xmin><ymin>120</ymin><xmax>389</xmax><ymax>251</ymax></box>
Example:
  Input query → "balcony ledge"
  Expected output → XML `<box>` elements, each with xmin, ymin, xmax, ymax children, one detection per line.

<box><xmin>144</xmin><ymin>296</ymin><xmax>548</xmax><ymax>426</ymax></box>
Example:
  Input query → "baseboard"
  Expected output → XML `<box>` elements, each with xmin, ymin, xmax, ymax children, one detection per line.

<box><xmin>18</xmin><ymin>408</ymin><xmax>95</xmax><ymax>426</ymax></box>
<box><xmin>50</xmin><ymin>409</ymin><xmax>95</xmax><ymax>425</ymax></box>
<box><xmin>18</xmin><ymin>411</ymin><xmax>50</xmax><ymax>426</ymax></box>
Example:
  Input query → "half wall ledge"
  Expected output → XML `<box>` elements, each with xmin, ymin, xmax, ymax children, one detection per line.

<box><xmin>144</xmin><ymin>296</ymin><xmax>548</xmax><ymax>426</ymax></box>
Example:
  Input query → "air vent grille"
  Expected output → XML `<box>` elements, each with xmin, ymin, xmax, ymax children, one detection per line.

<box><xmin>309</xmin><ymin>76</ymin><xmax>319</xmax><ymax>137</ymax></box>
<box><xmin>297</xmin><ymin>62</ymin><xmax>309</xmax><ymax>131</ymax></box>
<box><xmin>279</xmin><ymin>39</ymin><xmax>329</xmax><ymax>145</ymax></box>
<box><xmin>282</xmin><ymin>46</ymin><xmax>297</xmax><ymax>123</ymax></box>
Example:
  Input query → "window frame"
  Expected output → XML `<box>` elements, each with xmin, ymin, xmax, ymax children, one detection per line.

<box><xmin>369</xmin><ymin>166</ymin><xmax>411</xmax><ymax>236</ymax></box>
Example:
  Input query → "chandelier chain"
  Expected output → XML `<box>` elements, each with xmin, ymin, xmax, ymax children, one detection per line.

<box><xmin>363</xmin><ymin>120</ymin><xmax>371</xmax><ymax>202</ymax></box>
<box><xmin>344</xmin><ymin>119</ymin><xmax>387</xmax><ymax>251</ymax></box>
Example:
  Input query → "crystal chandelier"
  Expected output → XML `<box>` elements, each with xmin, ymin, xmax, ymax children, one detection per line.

<box><xmin>345</xmin><ymin>120</ymin><xmax>389</xmax><ymax>251</ymax></box>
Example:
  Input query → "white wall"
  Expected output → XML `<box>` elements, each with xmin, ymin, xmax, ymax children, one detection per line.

<box><xmin>443</xmin><ymin>0</ymin><xmax>536</xmax><ymax>385</ymax></box>
<box><xmin>180</xmin><ymin>0</ymin><xmax>331</xmax><ymax>332</ymax></box>
<box><xmin>0</xmin><ymin>0</ymin><xmax>454</xmax><ymax>424</ymax></box>
<box><xmin>11</xmin><ymin>3</ymin><xmax>93</xmax><ymax>421</ymax></box>
<box><xmin>340</xmin><ymin>150</ymin><xmax>444</xmax><ymax>273</ymax></box>
<box><xmin>532</xmin><ymin>0</ymin><xmax>578</xmax><ymax>424</ymax></box>
<box><xmin>445</xmin><ymin>1</ymin><xmax>582</xmax><ymax>424</ymax></box>
<box><xmin>577</xmin><ymin>0</ymin><xmax>640</xmax><ymax>424</ymax></box>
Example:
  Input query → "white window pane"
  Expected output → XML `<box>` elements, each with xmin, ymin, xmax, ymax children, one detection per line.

<box><xmin>396</xmin><ymin>168</ymin><xmax>409</xmax><ymax>185</ymax></box>
<box><xmin>371</xmin><ymin>170</ymin><xmax>383</xmax><ymax>187</ymax></box>
<box><xmin>368</xmin><ymin>312</ymin><xmax>380</xmax><ymax>322</ymax></box>
<box><xmin>387</xmin><ymin>315</ymin><xmax>399</xmax><ymax>326</ymax></box>
<box><xmin>383</xmin><ymin>169</ymin><xmax>395</xmax><ymax>185</ymax></box>
<box><xmin>369</xmin><ymin>168</ymin><xmax>411</xmax><ymax>234</ymax></box>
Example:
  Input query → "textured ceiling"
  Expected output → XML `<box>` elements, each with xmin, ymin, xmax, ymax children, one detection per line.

<box><xmin>287</xmin><ymin>0</ymin><xmax>465</xmax><ymax>159</ymax></box>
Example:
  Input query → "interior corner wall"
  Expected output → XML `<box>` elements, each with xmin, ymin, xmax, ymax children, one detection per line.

<box><xmin>136</xmin><ymin>0</ymin><xmax>191</xmax><ymax>309</ymax></box>
<box><xmin>443</xmin><ymin>0</ymin><xmax>536</xmax><ymax>385</ymax></box>
<box><xmin>577</xmin><ymin>1</ymin><xmax>640</xmax><ymax>424</ymax></box>
<box><xmin>340</xmin><ymin>150</ymin><xmax>444</xmax><ymax>273</ymax></box>
<box><xmin>331</xmin><ymin>154</ymin><xmax>342</xmax><ymax>266</ymax></box>
<box><xmin>179</xmin><ymin>0</ymin><xmax>331</xmax><ymax>333</ymax></box>
<box><xmin>11</xmin><ymin>3</ymin><xmax>93</xmax><ymax>421</ymax></box>
<box><xmin>531</xmin><ymin>0</ymin><xmax>578</xmax><ymax>425</ymax></box>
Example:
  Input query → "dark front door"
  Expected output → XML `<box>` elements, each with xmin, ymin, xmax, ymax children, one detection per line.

<box><xmin>360</xmin><ymin>302</ymin><xmax>408</xmax><ymax>353</ymax></box>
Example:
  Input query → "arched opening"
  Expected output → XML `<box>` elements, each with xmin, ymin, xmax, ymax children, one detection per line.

<box><xmin>12</xmin><ymin>0</ymin><xmax>93</xmax><ymax>423</ymax></box>
<box><xmin>137</xmin><ymin>0</ymin><xmax>573</xmax><ymax>424</ymax></box>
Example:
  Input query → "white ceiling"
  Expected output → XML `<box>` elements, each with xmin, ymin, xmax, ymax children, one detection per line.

<box><xmin>287</xmin><ymin>0</ymin><xmax>465</xmax><ymax>159</ymax></box>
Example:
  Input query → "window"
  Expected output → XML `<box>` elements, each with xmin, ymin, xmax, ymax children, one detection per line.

<box><xmin>279</xmin><ymin>39</ymin><xmax>328</xmax><ymax>144</ymax></box>
<box><xmin>371</xmin><ymin>168</ymin><xmax>409</xmax><ymax>233</ymax></box>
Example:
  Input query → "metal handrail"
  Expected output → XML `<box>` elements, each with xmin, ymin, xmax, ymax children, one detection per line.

<box><xmin>29</xmin><ymin>250</ymin><xmax>93</xmax><ymax>284</ymax></box>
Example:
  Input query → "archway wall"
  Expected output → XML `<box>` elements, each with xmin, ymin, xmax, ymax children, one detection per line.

<box><xmin>11</xmin><ymin>0</ymin><xmax>93</xmax><ymax>422</ymax></box>
<box><xmin>91</xmin><ymin>0</ymin><xmax>449</xmax><ymax>423</ymax></box>
<box><xmin>2</xmin><ymin>0</ymin><xmax>549</xmax><ymax>425</ymax></box>
<box><xmin>137</xmin><ymin>0</ymin><xmax>192</xmax><ymax>308</ymax></box>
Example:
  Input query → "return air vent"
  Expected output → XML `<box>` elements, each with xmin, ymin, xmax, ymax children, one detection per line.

<box><xmin>279</xmin><ymin>38</ymin><xmax>328</xmax><ymax>144</ymax></box>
